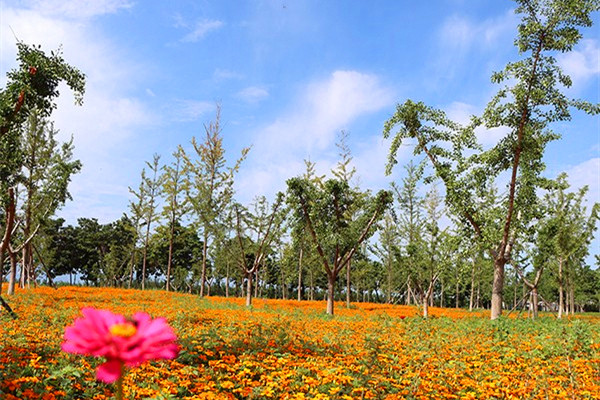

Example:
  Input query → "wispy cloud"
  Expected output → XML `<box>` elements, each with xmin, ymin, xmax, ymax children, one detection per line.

<box><xmin>432</xmin><ymin>9</ymin><xmax>517</xmax><ymax>84</ymax></box>
<box><xmin>236</xmin><ymin>86</ymin><xmax>269</xmax><ymax>103</ymax></box>
<box><xmin>167</xmin><ymin>99</ymin><xmax>214</xmax><ymax>122</ymax></box>
<box><xmin>176</xmin><ymin>18</ymin><xmax>224</xmax><ymax>42</ymax></box>
<box><xmin>564</xmin><ymin>157</ymin><xmax>600</xmax><ymax>207</ymax></box>
<box><xmin>213</xmin><ymin>68</ymin><xmax>244</xmax><ymax>81</ymax></box>
<box><xmin>22</xmin><ymin>0</ymin><xmax>133</xmax><ymax>19</ymax></box>
<box><xmin>558</xmin><ymin>39</ymin><xmax>600</xmax><ymax>89</ymax></box>
<box><xmin>235</xmin><ymin>70</ymin><xmax>395</xmax><ymax>203</ymax></box>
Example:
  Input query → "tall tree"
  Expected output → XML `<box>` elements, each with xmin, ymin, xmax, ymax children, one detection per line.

<box><xmin>370</xmin><ymin>209</ymin><xmax>400</xmax><ymax>304</ymax></box>
<box><xmin>332</xmin><ymin>131</ymin><xmax>359</xmax><ymax>307</ymax></box>
<box><xmin>287</xmin><ymin>177</ymin><xmax>392</xmax><ymax>315</ymax></box>
<box><xmin>161</xmin><ymin>148</ymin><xmax>188</xmax><ymax>291</ymax></box>
<box><xmin>537</xmin><ymin>173</ymin><xmax>599</xmax><ymax>318</ymax></box>
<box><xmin>129</xmin><ymin>154</ymin><xmax>163</xmax><ymax>290</ymax></box>
<box><xmin>181</xmin><ymin>105</ymin><xmax>249</xmax><ymax>297</ymax></box>
<box><xmin>235</xmin><ymin>194</ymin><xmax>284</xmax><ymax>307</ymax></box>
<box><xmin>392</xmin><ymin>161</ymin><xmax>426</xmax><ymax>307</ymax></box>
<box><xmin>0</xmin><ymin>43</ymin><xmax>84</xmax><ymax>302</ymax></box>
<box><xmin>383</xmin><ymin>0</ymin><xmax>600</xmax><ymax>319</ymax></box>
<box><xmin>16</xmin><ymin>111</ymin><xmax>80</xmax><ymax>290</ymax></box>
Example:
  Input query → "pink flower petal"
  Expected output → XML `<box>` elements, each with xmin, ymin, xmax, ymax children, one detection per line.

<box><xmin>96</xmin><ymin>359</ymin><xmax>122</xmax><ymax>383</ymax></box>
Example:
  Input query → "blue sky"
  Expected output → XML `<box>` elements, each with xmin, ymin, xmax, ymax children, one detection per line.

<box><xmin>1</xmin><ymin>0</ymin><xmax>599</xmax><ymax>256</ymax></box>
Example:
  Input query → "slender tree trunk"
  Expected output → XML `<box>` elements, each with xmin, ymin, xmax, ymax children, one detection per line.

<box><xmin>569</xmin><ymin>280</ymin><xmax>575</xmax><ymax>315</ymax></box>
<box><xmin>0</xmin><ymin>252</ymin><xmax>4</xmax><ymax>294</ymax></box>
<box><xmin>297</xmin><ymin>247</ymin><xmax>303</xmax><ymax>301</ymax></box>
<box><xmin>387</xmin><ymin>258</ymin><xmax>392</xmax><ymax>304</ymax></box>
<box><xmin>346</xmin><ymin>260</ymin><xmax>351</xmax><ymax>308</ymax></box>
<box><xmin>469</xmin><ymin>259</ymin><xmax>476</xmax><ymax>311</ymax></box>
<box><xmin>558</xmin><ymin>258</ymin><xmax>564</xmax><ymax>319</ymax></box>
<box><xmin>513</xmin><ymin>278</ymin><xmax>518</xmax><ymax>309</ymax></box>
<box><xmin>282</xmin><ymin>265</ymin><xmax>288</xmax><ymax>300</ymax></box>
<box><xmin>406</xmin><ymin>279</ymin><xmax>412</xmax><ymax>305</ymax></box>
<box><xmin>166</xmin><ymin>220</ymin><xmax>175</xmax><ymax>292</ymax></box>
<box><xmin>531</xmin><ymin>286</ymin><xmax>539</xmax><ymax>319</ymax></box>
<box><xmin>7</xmin><ymin>252</ymin><xmax>17</xmax><ymax>295</ymax></box>
<box><xmin>476</xmin><ymin>280</ymin><xmax>481</xmax><ymax>309</ymax></box>
<box><xmin>309</xmin><ymin>269</ymin><xmax>314</xmax><ymax>301</ymax></box>
<box><xmin>491</xmin><ymin>259</ymin><xmax>506</xmax><ymax>319</ymax></box>
<box><xmin>200</xmin><ymin>231</ymin><xmax>208</xmax><ymax>297</ymax></box>
<box><xmin>128</xmin><ymin>244</ymin><xmax>136</xmax><ymax>289</ymax></box>
<box><xmin>254</xmin><ymin>267</ymin><xmax>259</xmax><ymax>298</ymax></box>
<box><xmin>326</xmin><ymin>273</ymin><xmax>335</xmax><ymax>315</ymax></box>
<box><xmin>455</xmin><ymin>278</ymin><xmax>460</xmax><ymax>309</ymax></box>
<box><xmin>245</xmin><ymin>272</ymin><xmax>252</xmax><ymax>307</ymax></box>
<box><xmin>225</xmin><ymin>262</ymin><xmax>230</xmax><ymax>298</ymax></box>
<box><xmin>141</xmin><ymin>221</ymin><xmax>151</xmax><ymax>291</ymax></box>
<box><xmin>0</xmin><ymin>188</ymin><xmax>15</xmax><ymax>296</ymax></box>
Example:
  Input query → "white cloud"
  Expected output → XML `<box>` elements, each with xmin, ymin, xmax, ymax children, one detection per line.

<box><xmin>439</xmin><ymin>9</ymin><xmax>516</xmax><ymax>51</ymax></box>
<box><xmin>167</xmin><ymin>99</ymin><xmax>214</xmax><ymax>122</ymax></box>
<box><xmin>213</xmin><ymin>68</ymin><xmax>244</xmax><ymax>81</ymax></box>
<box><xmin>433</xmin><ymin>9</ymin><xmax>517</xmax><ymax>82</ymax></box>
<box><xmin>235</xmin><ymin>70</ymin><xmax>395</xmax><ymax>204</ymax></box>
<box><xmin>180</xmin><ymin>19</ymin><xmax>224</xmax><ymax>42</ymax></box>
<box><xmin>1</xmin><ymin>3</ymin><xmax>154</xmax><ymax>224</ymax></box>
<box><xmin>21</xmin><ymin>0</ymin><xmax>132</xmax><ymax>19</ymax></box>
<box><xmin>558</xmin><ymin>39</ymin><xmax>600</xmax><ymax>88</ymax></box>
<box><xmin>564</xmin><ymin>158</ymin><xmax>600</xmax><ymax>208</ymax></box>
<box><xmin>236</xmin><ymin>86</ymin><xmax>269</xmax><ymax>103</ymax></box>
<box><xmin>445</xmin><ymin>101</ymin><xmax>510</xmax><ymax>148</ymax></box>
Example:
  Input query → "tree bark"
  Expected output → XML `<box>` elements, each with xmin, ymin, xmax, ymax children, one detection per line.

<box><xmin>469</xmin><ymin>258</ymin><xmax>476</xmax><ymax>311</ymax></box>
<box><xmin>309</xmin><ymin>269</ymin><xmax>314</xmax><ymax>301</ymax></box>
<box><xmin>558</xmin><ymin>257</ymin><xmax>564</xmax><ymax>319</ymax></box>
<box><xmin>141</xmin><ymin>220</ymin><xmax>151</xmax><ymax>291</ymax></box>
<box><xmin>7</xmin><ymin>252</ymin><xmax>17</xmax><ymax>295</ymax></box>
<box><xmin>490</xmin><ymin>258</ymin><xmax>506</xmax><ymax>319</ymax></box>
<box><xmin>297</xmin><ymin>247</ymin><xmax>303</xmax><ymax>301</ymax></box>
<box><xmin>386</xmin><ymin>257</ymin><xmax>392</xmax><ymax>304</ymax></box>
<box><xmin>326</xmin><ymin>273</ymin><xmax>335</xmax><ymax>315</ymax></box>
<box><xmin>346</xmin><ymin>259</ymin><xmax>351</xmax><ymax>308</ymax></box>
<box><xmin>225</xmin><ymin>262</ymin><xmax>230</xmax><ymax>298</ymax></box>
<box><xmin>245</xmin><ymin>273</ymin><xmax>252</xmax><ymax>307</ymax></box>
<box><xmin>200</xmin><ymin>231</ymin><xmax>208</xmax><ymax>297</ymax></box>
<box><xmin>166</xmin><ymin>220</ymin><xmax>175</xmax><ymax>292</ymax></box>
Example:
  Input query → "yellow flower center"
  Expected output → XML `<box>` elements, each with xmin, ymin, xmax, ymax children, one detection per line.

<box><xmin>109</xmin><ymin>323</ymin><xmax>137</xmax><ymax>338</ymax></box>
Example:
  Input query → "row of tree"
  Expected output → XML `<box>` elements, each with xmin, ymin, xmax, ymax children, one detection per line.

<box><xmin>1</xmin><ymin>0</ymin><xmax>599</xmax><ymax>320</ymax></box>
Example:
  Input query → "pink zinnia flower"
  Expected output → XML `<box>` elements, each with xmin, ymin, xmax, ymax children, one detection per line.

<box><xmin>62</xmin><ymin>307</ymin><xmax>179</xmax><ymax>383</ymax></box>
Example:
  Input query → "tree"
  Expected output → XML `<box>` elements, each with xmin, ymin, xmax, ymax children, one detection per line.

<box><xmin>148</xmin><ymin>222</ymin><xmax>202</xmax><ymax>292</ymax></box>
<box><xmin>161</xmin><ymin>148</ymin><xmax>188</xmax><ymax>291</ymax></box>
<box><xmin>332</xmin><ymin>131</ymin><xmax>360</xmax><ymax>307</ymax></box>
<box><xmin>13</xmin><ymin>111</ymin><xmax>80</xmax><ymax>291</ymax></box>
<box><xmin>536</xmin><ymin>174</ymin><xmax>599</xmax><ymax>318</ymax></box>
<box><xmin>392</xmin><ymin>161</ymin><xmax>426</xmax><ymax>307</ymax></box>
<box><xmin>287</xmin><ymin>177</ymin><xmax>392</xmax><ymax>315</ymax></box>
<box><xmin>1</xmin><ymin>43</ymin><xmax>84</xmax><ymax>303</ymax></box>
<box><xmin>180</xmin><ymin>105</ymin><xmax>249</xmax><ymax>297</ymax></box>
<box><xmin>129</xmin><ymin>154</ymin><xmax>163</xmax><ymax>290</ymax></box>
<box><xmin>383</xmin><ymin>0</ymin><xmax>600</xmax><ymax>319</ymax></box>
<box><xmin>369</xmin><ymin>209</ymin><xmax>400</xmax><ymax>304</ymax></box>
<box><xmin>235</xmin><ymin>194</ymin><xmax>284</xmax><ymax>307</ymax></box>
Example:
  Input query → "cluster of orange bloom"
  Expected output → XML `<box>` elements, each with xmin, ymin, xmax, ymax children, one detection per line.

<box><xmin>1</xmin><ymin>285</ymin><xmax>599</xmax><ymax>399</ymax></box>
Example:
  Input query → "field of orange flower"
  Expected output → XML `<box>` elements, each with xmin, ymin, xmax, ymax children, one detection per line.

<box><xmin>1</xmin><ymin>285</ymin><xmax>600</xmax><ymax>399</ymax></box>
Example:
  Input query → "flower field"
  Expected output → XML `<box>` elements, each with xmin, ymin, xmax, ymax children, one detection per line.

<box><xmin>1</xmin><ymin>286</ymin><xmax>600</xmax><ymax>399</ymax></box>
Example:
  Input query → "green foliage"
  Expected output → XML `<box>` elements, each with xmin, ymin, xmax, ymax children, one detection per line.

<box><xmin>383</xmin><ymin>0</ymin><xmax>600</xmax><ymax>318</ymax></box>
<box><xmin>0</xmin><ymin>42</ymin><xmax>85</xmax><ymax>135</ymax></box>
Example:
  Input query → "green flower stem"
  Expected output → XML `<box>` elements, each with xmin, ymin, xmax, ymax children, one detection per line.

<box><xmin>116</xmin><ymin>363</ymin><xmax>125</xmax><ymax>400</ymax></box>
